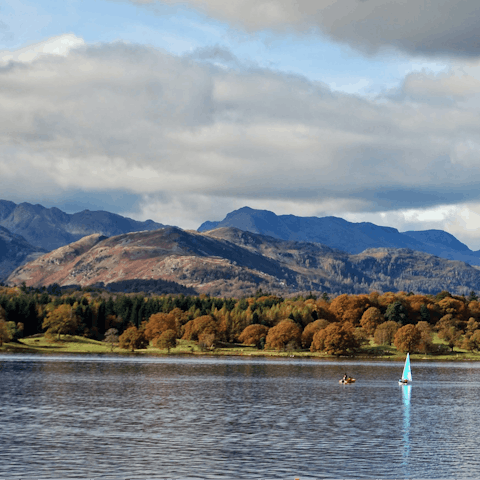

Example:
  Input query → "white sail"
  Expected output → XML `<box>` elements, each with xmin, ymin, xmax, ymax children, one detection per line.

<box><xmin>402</xmin><ymin>353</ymin><xmax>412</xmax><ymax>382</ymax></box>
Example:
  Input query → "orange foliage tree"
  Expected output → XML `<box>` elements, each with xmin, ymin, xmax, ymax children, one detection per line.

<box><xmin>301</xmin><ymin>319</ymin><xmax>329</xmax><ymax>349</ymax></box>
<box><xmin>238</xmin><ymin>324</ymin><xmax>269</xmax><ymax>349</ymax></box>
<box><xmin>360</xmin><ymin>307</ymin><xmax>384</xmax><ymax>336</ymax></box>
<box><xmin>119</xmin><ymin>325</ymin><xmax>148</xmax><ymax>352</ymax></box>
<box><xmin>144</xmin><ymin>312</ymin><xmax>176</xmax><ymax>342</ymax></box>
<box><xmin>393</xmin><ymin>324</ymin><xmax>422</xmax><ymax>353</ymax></box>
<box><xmin>182</xmin><ymin>315</ymin><xmax>218</xmax><ymax>342</ymax></box>
<box><xmin>310</xmin><ymin>322</ymin><xmax>359</xmax><ymax>355</ymax></box>
<box><xmin>329</xmin><ymin>294</ymin><xmax>369</xmax><ymax>325</ymax></box>
<box><xmin>436</xmin><ymin>314</ymin><xmax>463</xmax><ymax>352</ymax></box>
<box><xmin>265</xmin><ymin>320</ymin><xmax>301</xmax><ymax>351</ymax></box>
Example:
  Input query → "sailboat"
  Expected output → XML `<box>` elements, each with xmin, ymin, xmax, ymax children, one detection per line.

<box><xmin>398</xmin><ymin>353</ymin><xmax>412</xmax><ymax>385</ymax></box>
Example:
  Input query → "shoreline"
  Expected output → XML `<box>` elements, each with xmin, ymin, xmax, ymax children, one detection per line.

<box><xmin>2</xmin><ymin>337</ymin><xmax>480</xmax><ymax>362</ymax></box>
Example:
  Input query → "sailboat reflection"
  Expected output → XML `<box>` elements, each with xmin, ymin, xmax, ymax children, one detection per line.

<box><xmin>401</xmin><ymin>383</ymin><xmax>412</xmax><ymax>468</ymax></box>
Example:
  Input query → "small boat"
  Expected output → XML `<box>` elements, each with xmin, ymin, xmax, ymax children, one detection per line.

<box><xmin>339</xmin><ymin>377</ymin><xmax>356</xmax><ymax>384</ymax></box>
<box><xmin>398</xmin><ymin>353</ymin><xmax>412</xmax><ymax>385</ymax></box>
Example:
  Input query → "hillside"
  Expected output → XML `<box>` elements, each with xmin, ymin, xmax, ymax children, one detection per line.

<box><xmin>7</xmin><ymin>226</ymin><xmax>480</xmax><ymax>297</ymax></box>
<box><xmin>0</xmin><ymin>226</ymin><xmax>46</xmax><ymax>281</ymax></box>
<box><xmin>198</xmin><ymin>207</ymin><xmax>480</xmax><ymax>266</ymax></box>
<box><xmin>0</xmin><ymin>199</ymin><xmax>165</xmax><ymax>251</ymax></box>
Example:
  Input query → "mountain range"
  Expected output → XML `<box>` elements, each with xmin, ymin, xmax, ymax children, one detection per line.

<box><xmin>199</xmin><ymin>206</ymin><xmax>480</xmax><ymax>266</ymax></box>
<box><xmin>3</xmin><ymin>199</ymin><xmax>480</xmax><ymax>296</ymax></box>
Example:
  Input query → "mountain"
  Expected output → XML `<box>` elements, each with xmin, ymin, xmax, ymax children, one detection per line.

<box><xmin>8</xmin><ymin>226</ymin><xmax>480</xmax><ymax>297</ymax></box>
<box><xmin>198</xmin><ymin>207</ymin><xmax>480</xmax><ymax>266</ymax></box>
<box><xmin>0</xmin><ymin>226</ymin><xmax>46</xmax><ymax>281</ymax></box>
<box><xmin>0</xmin><ymin>199</ymin><xmax>165</xmax><ymax>251</ymax></box>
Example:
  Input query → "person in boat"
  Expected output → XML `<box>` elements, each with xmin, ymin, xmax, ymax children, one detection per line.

<box><xmin>399</xmin><ymin>378</ymin><xmax>408</xmax><ymax>384</ymax></box>
<box><xmin>342</xmin><ymin>373</ymin><xmax>348</xmax><ymax>383</ymax></box>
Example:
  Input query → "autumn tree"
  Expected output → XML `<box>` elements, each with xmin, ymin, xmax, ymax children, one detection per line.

<box><xmin>360</xmin><ymin>307</ymin><xmax>384</xmax><ymax>336</ymax></box>
<box><xmin>394</xmin><ymin>324</ymin><xmax>422</xmax><ymax>353</ymax></box>
<box><xmin>0</xmin><ymin>319</ymin><xmax>12</xmax><ymax>346</ymax></box>
<box><xmin>182</xmin><ymin>315</ymin><xmax>218</xmax><ymax>342</ymax></box>
<box><xmin>373</xmin><ymin>321</ymin><xmax>399</xmax><ymax>346</ymax></box>
<box><xmin>436</xmin><ymin>314</ymin><xmax>463</xmax><ymax>352</ymax></box>
<box><xmin>310</xmin><ymin>322</ymin><xmax>359</xmax><ymax>355</ymax></box>
<box><xmin>329</xmin><ymin>294</ymin><xmax>369</xmax><ymax>325</ymax></box>
<box><xmin>416</xmin><ymin>321</ymin><xmax>433</xmax><ymax>354</ymax></box>
<box><xmin>118</xmin><ymin>325</ymin><xmax>148</xmax><ymax>352</ymax></box>
<box><xmin>461</xmin><ymin>329</ymin><xmax>480</xmax><ymax>352</ymax></box>
<box><xmin>265</xmin><ymin>319</ymin><xmax>302</xmax><ymax>351</ymax></box>
<box><xmin>42</xmin><ymin>304</ymin><xmax>80</xmax><ymax>340</ymax></box>
<box><xmin>301</xmin><ymin>319</ymin><xmax>329</xmax><ymax>349</ymax></box>
<box><xmin>144</xmin><ymin>312</ymin><xmax>176</xmax><ymax>342</ymax></box>
<box><xmin>238</xmin><ymin>324</ymin><xmax>269</xmax><ymax>349</ymax></box>
<box><xmin>154</xmin><ymin>329</ymin><xmax>177</xmax><ymax>352</ymax></box>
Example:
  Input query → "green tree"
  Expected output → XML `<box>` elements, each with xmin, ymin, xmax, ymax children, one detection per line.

<box><xmin>385</xmin><ymin>301</ymin><xmax>409</xmax><ymax>325</ymax></box>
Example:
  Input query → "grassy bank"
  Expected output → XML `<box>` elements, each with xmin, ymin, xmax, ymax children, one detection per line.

<box><xmin>1</xmin><ymin>335</ymin><xmax>480</xmax><ymax>361</ymax></box>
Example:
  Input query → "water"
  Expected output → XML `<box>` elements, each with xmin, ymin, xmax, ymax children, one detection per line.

<box><xmin>1</xmin><ymin>354</ymin><xmax>480</xmax><ymax>479</ymax></box>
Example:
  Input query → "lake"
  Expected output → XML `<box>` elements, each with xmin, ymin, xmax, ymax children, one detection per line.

<box><xmin>1</xmin><ymin>354</ymin><xmax>479</xmax><ymax>479</ymax></box>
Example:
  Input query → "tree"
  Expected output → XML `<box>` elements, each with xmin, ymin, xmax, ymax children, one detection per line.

<box><xmin>118</xmin><ymin>326</ymin><xmax>148</xmax><ymax>352</ymax></box>
<box><xmin>394</xmin><ymin>324</ymin><xmax>422</xmax><ymax>353</ymax></box>
<box><xmin>373</xmin><ymin>321</ymin><xmax>399</xmax><ymax>346</ymax></box>
<box><xmin>416</xmin><ymin>321</ymin><xmax>433</xmax><ymax>354</ymax></box>
<box><xmin>104</xmin><ymin>328</ymin><xmax>119</xmax><ymax>351</ymax></box>
<box><xmin>144</xmin><ymin>312</ymin><xmax>176</xmax><ymax>341</ymax></box>
<box><xmin>436</xmin><ymin>314</ymin><xmax>463</xmax><ymax>352</ymax></box>
<box><xmin>301</xmin><ymin>319</ymin><xmax>329</xmax><ymax>349</ymax></box>
<box><xmin>238</xmin><ymin>324</ymin><xmax>269</xmax><ymax>349</ymax></box>
<box><xmin>154</xmin><ymin>329</ymin><xmax>177</xmax><ymax>352</ymax></box>
<box><xmin>461</xmin><ymin>329</ymin><xmax>480</xmax><ymax>352</ymax></box>
<box><xmin>385</xmin><ymin>301</ymin><xmax>409</xmax><ymax>325</ymax></box>
<box><xmin>182</xmin><ymin>315</ymin><xmax>218</xmax><ymax>342</ymax></box>
<box><xmin>42</xmin><ymin>304</ymin><xmax>80</xmax><ymax>340</ymax></box>
<box><xmin>265</xmin><ymin>320</ymin><xmax>301</xmax><ymax>351</ymax></box>
<box><xmin>310</xmin><ymin>322</ymin><xmax>359</xmax><ymax>355</ymax></box>
<box><xmin>0</xmin><ymin>319</ymin><xmax>12</xmax><ymax>346</ymax></box>
<box><xmin>360</xmin><ymin>307</ymin><xmax>384</xmax><ymax>336</ymax></box>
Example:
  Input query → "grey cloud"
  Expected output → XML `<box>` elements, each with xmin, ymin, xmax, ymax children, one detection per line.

<box><xmin>2</xmin><ymin>40</ymin><xmax>480</xmax><ymax>219</ymax></box>
<box><xmin>127</xmin><ymin>0</ymin><xmax>480</xmax><ymax>57</ymax></box>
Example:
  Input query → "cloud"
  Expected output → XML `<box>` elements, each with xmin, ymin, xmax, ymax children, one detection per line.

<box><xmin>122</xmin><ymin>0</ymin><xmax>480</xmax><ymax>58</ymax></box>
<box><xmin>2</xmin><ymin>38</ymin><xmax>480</xmax><ymax>244</ymax></box>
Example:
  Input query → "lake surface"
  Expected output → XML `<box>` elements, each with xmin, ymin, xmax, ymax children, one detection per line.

<box><xmin>1</xmin><ymin>354</ymin><xmax>480</xmax><ymax>479</ymax></box>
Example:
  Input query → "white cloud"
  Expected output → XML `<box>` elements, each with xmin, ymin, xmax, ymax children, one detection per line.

<box><xmin>2</xmin><ymin>38</ymin><xmax>480</xmax><ymax>246</ymax></box>
<box><xmin>0</xmin><ymin>34</ymin><xmax>85</xmax><ymax>65</ymax></box>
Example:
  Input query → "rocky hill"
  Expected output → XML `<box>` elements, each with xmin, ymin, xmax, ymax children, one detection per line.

<box><xmin>0</xmin><ymin>226</ymin><xmax>46</xmax><ymax>281</ymax></box>
<box><xmin>198</xmin><ymin>207</ymin><xmax>480</xmax><ymax>266</ymax></box>
<box><xmin>0</xmin><ymin>199</ymin><xmax>165</xmax><ymax>251</ymax></box>
<box><xmin>7</xmin><ymin>226</ymin><xmax>480</xmax><ymax>297</ymax></box>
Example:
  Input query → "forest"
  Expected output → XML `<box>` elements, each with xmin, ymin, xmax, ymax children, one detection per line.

<box><xmin>1</xmin><ymin>283</ymin><xmax>480</xmax><ymax>356</ymax></box>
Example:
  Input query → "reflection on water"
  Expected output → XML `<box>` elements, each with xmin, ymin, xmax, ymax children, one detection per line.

<box><xmin>1</xmin><ymin>355</ymin><xmax>480</xmax><ymax>479</ymax></box>
<box><xmin>401</xmin><ymin>384</ymin><xmax>411</xmax><ymax>474</ymax></box>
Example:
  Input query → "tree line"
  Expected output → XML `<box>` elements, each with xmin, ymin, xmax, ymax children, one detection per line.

<box><xmin>1</xmin><ymin>284</ymin><xmax>480</xmax><ymax>355</ymax></box>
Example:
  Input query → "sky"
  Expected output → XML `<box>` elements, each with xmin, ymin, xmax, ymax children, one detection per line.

<box><xmin>2</xmin><ymin>1</ymin><xmax>480</xmax><ymax>248</ymax></box>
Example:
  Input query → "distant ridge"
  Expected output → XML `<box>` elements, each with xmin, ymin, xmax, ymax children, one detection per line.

<box><xmin>198</xmin><ymin>206</ymin><xmax>480</xmax><ymax>266</ymax></box>
<box><xmin>0</xmin><ymin>199</ymin><xmax>166</xmax><ymax>251</ymax></box>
